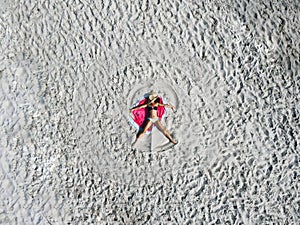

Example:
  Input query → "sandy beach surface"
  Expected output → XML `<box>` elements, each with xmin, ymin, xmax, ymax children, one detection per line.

<box><xmin>1</xmin><ymin>0</ymin><xmax>299</xmax><ymax>224</ymax></box>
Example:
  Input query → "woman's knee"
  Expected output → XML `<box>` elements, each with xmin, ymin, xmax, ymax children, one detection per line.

<box><xmin>141</xmin><ymin>129</ymin><xmax>147</xmax><ymax>135</ymax></box>
<box><xmin>137</xmin><ymin>130</ymin><xmax>145</xmax><ymax>137</ymax></box>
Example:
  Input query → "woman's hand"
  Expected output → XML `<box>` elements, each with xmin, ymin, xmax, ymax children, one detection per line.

<box><xmin>166</xmin><ymin>104</ymin><xmax>175</xmax><ymax>109</ymax></box>
<box><xmin>130</xmin><ymin>109</ymin><xmax>134</xmax><ymax>113</ymax></box>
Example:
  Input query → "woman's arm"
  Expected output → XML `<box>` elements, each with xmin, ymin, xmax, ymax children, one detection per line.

<box><xmin>130</xmin><ymin>103</ymin><xmax>148</xmax><ymax>113</ymax></box>
<box><xmin>158</xmin><ymin>103</ymin><xmax>176</xmax><ymax>109</ymax></box>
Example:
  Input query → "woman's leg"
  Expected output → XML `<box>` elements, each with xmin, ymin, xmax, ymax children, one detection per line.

<box><xmin>155</xmin><ymin>120</ymin><xmax>177</xmax><ymax>144</ymax></box>
<box><xmin>132</xmin><ymin>119</ymin><xmax>153</xmax><ymax>146</ymax></box>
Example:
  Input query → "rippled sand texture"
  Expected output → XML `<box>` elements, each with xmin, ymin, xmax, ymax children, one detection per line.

<box><xmin>1</xmin><ymin>0</ymin><xmax>299</xmax><ymax>224</ymax></box>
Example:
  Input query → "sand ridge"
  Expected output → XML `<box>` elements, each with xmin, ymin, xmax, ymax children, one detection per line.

<box><xmin>0</xmin><ymin>0</ymin><xmax>299</xmax><ymax>224</ymax></box>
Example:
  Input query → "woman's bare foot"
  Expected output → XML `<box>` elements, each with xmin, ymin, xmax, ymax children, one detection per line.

<box><xmin>171</xmin><ymin>140</ymin><xmax>177</xmax><ymax>145</ymax></box>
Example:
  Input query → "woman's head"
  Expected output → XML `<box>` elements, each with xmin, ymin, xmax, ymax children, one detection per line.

<box><xmin>147</xmin><ymin>96</ymin><xmax>160</xmax><ymax>104</ymax></box>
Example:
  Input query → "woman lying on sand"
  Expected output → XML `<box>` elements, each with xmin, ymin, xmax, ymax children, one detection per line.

<box><xmin>130</xmin><ymin>91</ymin><xmax>177</xmax><ymax>146</ymax></box>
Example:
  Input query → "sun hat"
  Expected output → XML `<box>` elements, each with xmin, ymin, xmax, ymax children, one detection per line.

<box><xmin>148</xmin><ymin>91</ymin><xmax>158</xmax><ymax>101</ymax></box>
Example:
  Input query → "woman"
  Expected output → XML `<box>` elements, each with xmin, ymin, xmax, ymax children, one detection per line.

<box><xmin>130</xmin><ymin>91</ymin><xmax>177</xmax><ymax>146</ymax></box>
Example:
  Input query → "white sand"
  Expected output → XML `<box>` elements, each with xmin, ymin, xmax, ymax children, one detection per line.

<box><xmin>0</xmin><ymin>0</ymin><xmax>299</xmax><ymax>224</ymax></box>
